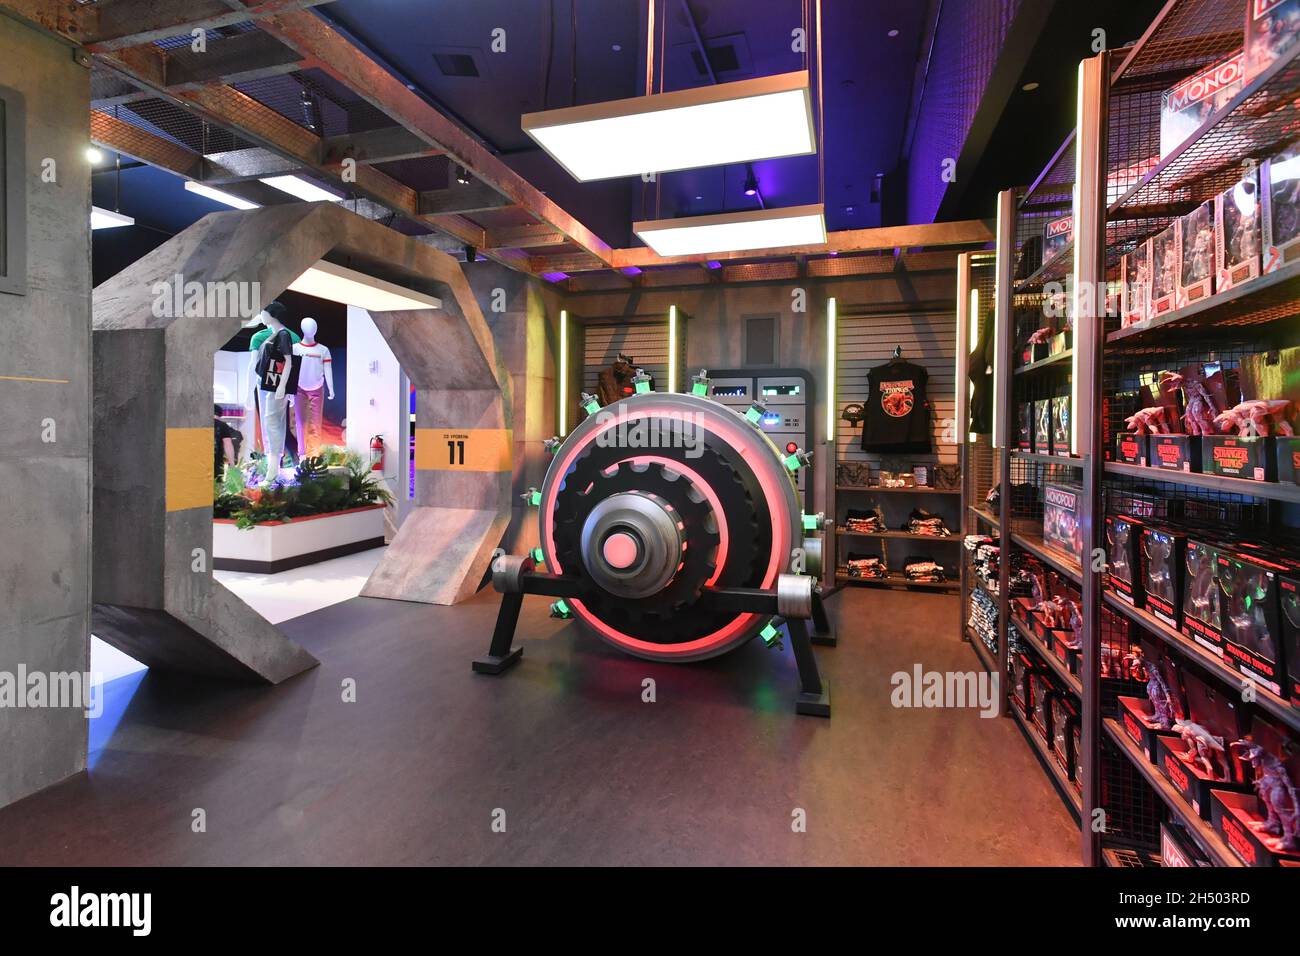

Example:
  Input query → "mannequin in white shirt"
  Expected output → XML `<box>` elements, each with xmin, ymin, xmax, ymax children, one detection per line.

<box><xmin>294</xmin><ymin>317</ymin><xmax>334</xmax><ymax>459</ymax></box>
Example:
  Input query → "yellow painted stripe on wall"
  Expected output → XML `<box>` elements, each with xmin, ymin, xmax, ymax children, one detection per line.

<box><xmin>166</xmin><ymin>427</ymin><xmax>214</xmax><ymax>512</ymax></box>
<box><xmin>415</xmin><ymin>427</ymin><xmax>512</xmax><ymax>472</ymax></box>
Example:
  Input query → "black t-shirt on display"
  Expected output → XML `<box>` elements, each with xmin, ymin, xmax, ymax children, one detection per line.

<box><xmin>256</xmin><ymin>328</ymin><xmax>300</xmax><ymax>393</ymax></box>
<box><xmin>860</xmin><ymin>358</ymin><xmax>932</xmax><ymax>454</ymax></box>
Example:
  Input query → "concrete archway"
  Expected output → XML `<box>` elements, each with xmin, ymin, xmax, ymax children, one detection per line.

<box><xmin>92</xmin><ymin>203</ymin><xmax>512</xmax><ymax>681</ymax></box>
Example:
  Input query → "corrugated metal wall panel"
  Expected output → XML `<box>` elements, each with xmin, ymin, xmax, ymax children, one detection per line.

<box><xmin>582</xmin><ymin>322</ymin><xmax>672</xmax><ymax>395</ymax></box>
<box><xmin>835</xmin><ymin>310</ymin><xmax>959</xmax><ymax>473</ymax></box>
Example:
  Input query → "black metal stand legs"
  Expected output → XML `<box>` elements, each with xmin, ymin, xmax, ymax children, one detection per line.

<box><xmin>471</xmin><ymin>590</ymin><xmax>525</xmax><ymax>675</ymax></box>
<box><xmin>474</xmin><ymin>557</ymin><xmax>834</xmax><ymax>718</ymax></box>
<box><xmin>809</xmin><ymin>591</ymin><xmax>837</xmax><ymax>646</ymax></box>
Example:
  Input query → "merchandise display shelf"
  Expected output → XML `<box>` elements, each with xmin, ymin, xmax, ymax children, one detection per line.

<box><xmin>1011</xmin><ymin>615</ymin><xmax>1082</xmax><ymax>698</ymax></box>
<box><xmin>836</xmin><ymin>485</ymin><xmax>960</xmax><ymax>495</ymax></box>
<box><xmin>1013</xmin><ymin>240</ymin><xmax>1073</xmax><ymax>292</ymax></box>
<box><xmin>837</xmin><ymin>528</ymin><xmax>959</xmax><ymax>543</ymax></box>
<box><xmin>971</xmin><ymin>574</ymin><xmax>998</xmax><ymax>600</ymax></box>
<box><xmin>1011</xmin><ymin>705</ymin><xmax>1083</xmax><ymax>819</ymax></box>
<box><xmin>1103</xmin><ymin>592</ymin><xmax>1300</xmax><ymax>735</ymax></box>
<box><xmin>1105</xmin><ymin>258</ymin><xmax>1300</xmax><ymax>348</ymax></box>
<box><xmin>1109</xmin><ymin>43</ymin><xmax>1300</xmax><ymax>219</ymax></box>
<box><xmin>1011</xmin><ymin>450</ymin><xmax>1081</xmax><ymax>466</ymax></box>
<box><xmin>971</xmin><ymin>0</ymin><xmax>1300</xmax><ymax>869</ymax></box>
<box><xmin>836</xmin><ymin>570</ymin><xmax>958</xmax><ymax>593</ymax></box>
<box><xmin>1103</xmin><ymin>719</ymin><xmax>1242</xmax><ymax>868</ymax></box>
<box><xmin>1104</xmin><ymin>461</ymin><xmax>1300</xmax><ymax>505</ymax></box>
<box><xmin>966</xmin><ymin>625</ymin><xmax>997</xmax><ymax>674</ymax></box>
<box><xmin>1010</xmin><ymin>530</ymin><xmax>1083</xmax><ymax>584</ymax></box>
<box><xmin>1014</xmin><ymin>350</ymin><xmax>1073</xmax><ymax>376</ymax></box>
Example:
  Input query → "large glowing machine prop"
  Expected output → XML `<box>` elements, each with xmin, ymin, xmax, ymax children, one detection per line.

<box><xmin>474</xmin><ymin>377</ymin><xmax>835</xmax><ymax>716</ymax></box>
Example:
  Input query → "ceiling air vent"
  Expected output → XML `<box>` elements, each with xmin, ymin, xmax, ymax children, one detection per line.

<box><xmin>432</xmin><ymin>50</ymin><xmax>481</xmax><ymax>78</ymax></box>
<box><xmin>671</xmin><ymin>33</ymin><xmax>753</xmax><ymax>82</ymax></box>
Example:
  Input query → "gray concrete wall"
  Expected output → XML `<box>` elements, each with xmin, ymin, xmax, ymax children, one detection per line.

<box><xmin>0</xmin><ymin>20</ymin><xmax>92</xmax><ymax>807</ymax></box>
<box><xmin>465</xmin><ymin>261</ymin><xmax>564</xmax><ymax>555</ymax></box>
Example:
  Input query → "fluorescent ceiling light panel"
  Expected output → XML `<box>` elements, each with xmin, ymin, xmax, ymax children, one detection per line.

<box><xmin>260</xmin><ymin>175</ymin><xmax>343</xmax><ymax>203</ymax></box>
<box><xmin>633</xmin><ymin>204</ymin><xmax>826</xmax><ymax>257</ymax></box>
<box><xmin>184</xmin><ymin>181</ymin><xmax>260</xmax><ymax>210</ymax></box>
<box><xmin>287</xmin><ymin>260</ymin><xmax>442</xmax><ymax>313</ymax></box>
<box><xmin>91</xmin><ymin>206</ymin><xmax>134</xmax><ymax>230</ymax></box>
<box><xmin>522</xmin><ymin>71</ymin><xmax>815</xmax><ymax>181</ymax></box>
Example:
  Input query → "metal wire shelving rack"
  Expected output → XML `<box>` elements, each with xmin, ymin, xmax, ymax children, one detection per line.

<box><xmin>965</xmin><ymin>0</ymin><xmax>1300</xmax><ymax>868</ymax></box>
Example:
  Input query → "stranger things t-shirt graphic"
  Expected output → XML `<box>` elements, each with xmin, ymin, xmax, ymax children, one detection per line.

<box><xmin>861</xmin><ymin>359</ymin><xmax>932</xmax><ymax>454</ymax></box>
<box><xmin>879</xmin><ymin>378</ymin><xmax>916</xmax><ymax>418</ymax></box>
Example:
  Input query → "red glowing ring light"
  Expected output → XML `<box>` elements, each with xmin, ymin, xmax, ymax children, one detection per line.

<box><xmin>540</xmin><ymin>395</ymin><xmax>798</xmax><ymax>661</ymax></box>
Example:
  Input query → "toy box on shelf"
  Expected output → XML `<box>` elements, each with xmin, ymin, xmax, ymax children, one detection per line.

<box><xmin>1117</xmin><ymin>643</ymin><xmax>1186</xmax><ymax>763</ymax></box>
<box><xmin>1214</xmin><ymin>167</ymin><xmax>1263</xmax><ymax>293</ymax></box>
<box><xmin>1154</xmin><ymin>673</ymin><xmax>1252</xmax><ymax>819</ymax></box>
<box><xmin>1209</xmin><ymin>716</ymin><xmax>1300</xmax><ymax>866</ymax></box>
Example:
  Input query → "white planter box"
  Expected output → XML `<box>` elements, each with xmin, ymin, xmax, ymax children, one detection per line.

<box><xmin>213</xmin><ymin>505</ymin><xmax>386</xmax><ymax>573</ymax></box>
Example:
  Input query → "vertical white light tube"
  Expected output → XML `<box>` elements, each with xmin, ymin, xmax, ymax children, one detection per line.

<box><xmin>668</xmin><ymin>305</ymin><xmax>679</xmax><ymax>392</ymax></box>
<box><xmin>825</xmin><ymin>297</ymin><xmax>837</xmax><ymax>443</ymax></box>
<box><xmin>559</xmin><ymin>310</ymin><xmax>569</xmax><ymax>436</ymax></box>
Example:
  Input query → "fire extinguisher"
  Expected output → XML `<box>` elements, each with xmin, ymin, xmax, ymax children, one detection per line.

<box><xmin>369</xmin><ymin>434</ymin><xmax>385</xmax><ymax>472</ymax></box>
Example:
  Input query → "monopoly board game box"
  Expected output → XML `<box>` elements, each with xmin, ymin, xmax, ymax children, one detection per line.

<box><xmin>1160</xmin><ymin>51</ymin><xmax>1245</xmax><ymax>159</ymax></box>
<box><xmin>1043</xmin><ymin>482</ymin><xmax>1083</xmax><ymax>557</ymax></box>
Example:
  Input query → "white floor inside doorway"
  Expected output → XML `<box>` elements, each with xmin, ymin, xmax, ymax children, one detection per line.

<box><xmin>90</xmin><ymin>546</ymin><xmax>387</xmax><ymax>683</ymax></box>
<box><xmin>213</xmin><ymin>545</ymin><xmax>386</xmax><ymax>624</ymax></box>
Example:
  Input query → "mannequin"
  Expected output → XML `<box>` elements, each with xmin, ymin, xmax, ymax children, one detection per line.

<box><xmin>250</xmin><ymin>301</ymin><xmax>296</xmax><ymax>476</ymax></box>
<box><xmin>293</xmin><ymin>317</ymin><xmax>335</xmax><ymax>459</ymax></box>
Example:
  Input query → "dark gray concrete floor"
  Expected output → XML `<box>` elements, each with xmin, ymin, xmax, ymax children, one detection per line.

<box><xmin>0</xmin><ymin>587</ymin><xmax>1079</xmax><ymax>865</ymax></box>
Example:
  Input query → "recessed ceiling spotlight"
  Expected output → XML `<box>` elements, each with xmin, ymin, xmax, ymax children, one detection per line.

<box><xmin>612</xmin><ymin>43</ymin><xmax>622</xmax><ymax>52</ymax></box>
<box><xmin>887</xmin><ymin>29</ymin><xmax>899</xmax><ymax>37</ymax></box>
<box><xmin>695</xmin><ymin>194</ymin><xmax>703</xmax><ymax>200</ymax></box>
<box><xmin>843</xmin><ymin>205</ymin><xmax>856</xmax><ymax>214</ymax></box>
<box><xmin>85</xmin><ymin>146</ymin><xmax>104</xmax><ymax>164</ymax></box>
<box><xmin>1022</xmin><ymin>81</ymin><xmax>1040</xmax><ymax>91</ymax></box>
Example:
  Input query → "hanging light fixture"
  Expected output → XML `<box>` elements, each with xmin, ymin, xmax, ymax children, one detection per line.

<box><xmin>521</xmin><ymin>71</ymin><xmax>815</xmax><ymax>181</ymax></box>
<box><xmin>633</xmin><ymin>204</ymin><xmax>826</xmax><ymax>257</ymax></box>
<box><xmin>742</xmin><ymin>164</ymin><xmax>760</xmax><ymax>198</ymax></box>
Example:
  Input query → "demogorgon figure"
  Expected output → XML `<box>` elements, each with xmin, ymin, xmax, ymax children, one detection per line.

<box><xmin>1233</xmin><ymin>741</ymin><xmax>1300</xmax><ymax>852</ymax></box>
<box><xmin>1173</xmin><ymin>719</ymin><xmax>1226</xmax><ymax>779</ymax></box>
<box><xmin>1125</xmin><ymin>648</ymin><xmax>1178</xmax><ymax>729</ymax></box>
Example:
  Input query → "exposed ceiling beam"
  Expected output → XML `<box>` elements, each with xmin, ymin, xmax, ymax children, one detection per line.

<box><xmin>527</xmin><ymin>252</ymin><xmax>609</xmax><ymax>275</ymax></box>
<box><xmin>92</xmin><ymin>40</ymin><xmax>491</xmax><ymax>253</ymax></box>
<box><xmin>484</xmin><ymin>224</ymin><xmax>566</xmax><ymax>250</ymax></box>
<box><xmin>257</xmin><ymin>9</ymin><xmax>614</xmax><ymax>266</ymax></box>
<box><xmin>418</xmin><ymin>183</ymin><xmax>514</xmax><ymax>217</ymax></box>
<box><xmin>530</xmin><ymin>220</ymin><xmax>994</xmax><ymax>275</ymax></box>
<box><xmin>81</xmin><ymin>0</ymin><xmax>338</xmax><ymax>53</ymax></box>
<box><xmin>90</xmin><ymin>109</ymin><xmax>205</xmax><ymax>179</ymax></box>
<box><xmin>90</xmin><ymin>109</ymin><xmax>290</xmax><ymax>208</ymax></box>
<box><xmin>319</xmin><ymin>127</ymin><xmax>445</xmax><ymax>165</ymax></box>
<box><xmin>0</xmin><ymin>0</ymin><xmax>93</xmax><ymax>40</ymax></box>
<box><xmin>163</xmin><ymin>30</ymin><xmax>303</xmax><ymax>89</ymax></box>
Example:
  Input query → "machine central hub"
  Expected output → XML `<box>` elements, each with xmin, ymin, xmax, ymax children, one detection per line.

<box><xmin>601</xmin><ymin>531</ymin><xmax>640</xmax><ymax>569</ymax></box>
<box><xmin>580</xmin><ymin>490</ymin><xmax>688</xmax><ymax>599</ymax></box>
